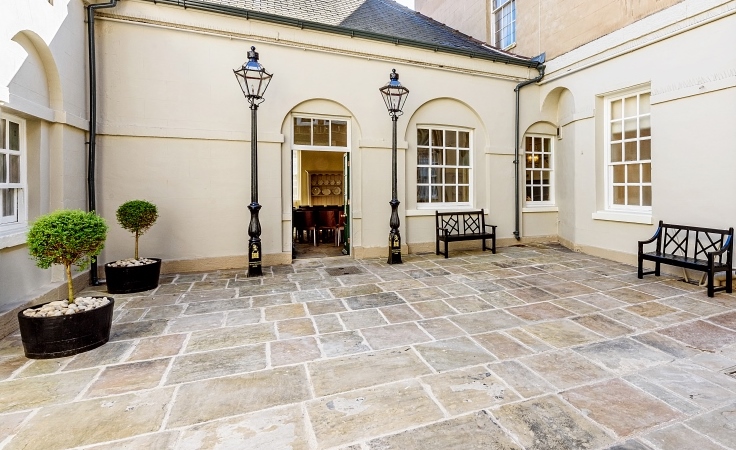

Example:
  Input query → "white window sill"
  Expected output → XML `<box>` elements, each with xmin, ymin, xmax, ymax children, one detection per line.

<box><xmin>522</xmin><ymin>206</ymin><xmax>558</xmax><ymax>213</ymax></box>
<box><xmin>0</xmin><ymin>226</ymin><xmax>28</xmax><ymax>249</ymax></box>
<box><xmin>592</xmin><ymin>211</ymin><xmax>652</xmax><ymax>225</ymax></box>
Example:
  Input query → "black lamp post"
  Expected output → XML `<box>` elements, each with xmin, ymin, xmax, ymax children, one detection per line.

<box><xmin>379</xmin><ymin>69</ymin><xmax>409</xmax><ymax>265</ymax></box>
<box><xmin>234</xmin><ymin>46</ymin><xmax>273</xmax><ymax>277</ymax></box>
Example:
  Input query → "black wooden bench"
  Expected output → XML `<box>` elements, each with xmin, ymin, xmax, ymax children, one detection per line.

<box><xmin>638</xmin><ymin>220</ymin><xmax>733</xmax><ymax>297</ymax></box>
<box><xmin>435</xmin><ymin>209</ymin><xmax>497</xmax><ymax>258</ymax></box>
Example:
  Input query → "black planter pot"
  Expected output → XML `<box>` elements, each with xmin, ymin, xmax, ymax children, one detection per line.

<box><xmin>18</xmin><ymin>298</ymin><xmax>115</xmax><ymax>359</ymax></box>
<box><xmin>104</xmin><ymin>258</ymin><xmax>161</xmax><ymax>294</ymax></box>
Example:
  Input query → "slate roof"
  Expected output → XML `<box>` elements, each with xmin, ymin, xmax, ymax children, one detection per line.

<box><xmin>190</xmin><ymin>0</ymin><xmax>534</xmax><ymax>65</ymax></box>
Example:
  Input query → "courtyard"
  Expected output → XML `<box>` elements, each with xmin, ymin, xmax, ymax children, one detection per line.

<box><xmin>1</xmin><ymin>243</ymin><xmax>735</xmax><ymax>449</ymax></box>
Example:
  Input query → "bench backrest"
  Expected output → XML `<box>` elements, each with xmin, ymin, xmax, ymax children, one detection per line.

<box><xmin>656</xmin><ymin>221</ymin><xmax>734</xmax><ymax>263</ymax></box>
<box><xmin>436</xmin><ymin>209</ymin><xmax>486</xmax><ymax>236</ymax></box>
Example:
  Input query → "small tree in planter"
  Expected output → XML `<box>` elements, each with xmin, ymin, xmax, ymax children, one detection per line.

<box><xmin>116</xmin><ymin>200</ymin><xmax>158</xmax><ymax>260</ymax></box>
<box><xmin>105</xmin><ymin>200</ymin><xmax>162</xmax><ymax>294</ymax></box>
<box><xmin>20</xmin><ymin>210</ymin><xmax>114</xmax><ymax>359</ymax></box>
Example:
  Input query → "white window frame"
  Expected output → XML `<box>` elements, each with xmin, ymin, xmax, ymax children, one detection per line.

<box><xmin>492</xmin><ymin>0</ymin><xmax>516</xmax><ymax>49</ymax></box>
<box><xmin>416</xmin><ymin>126</ymin><xmax>473</xmax><ymax>209</ymax></box>
<box><xmin>0</xmin><ymin>112</ymin><xmax>27</xmax><ymax>235</ymax></box>
<box><xmin>292</xmin><ymin>114</ymin><xmax>350</xmax><ymax>152</ymax></box>
<box><xmin>603</xmin><ymin>89</ymin><xmax>652</xmax><ymax>213</ymax></box>
<box><xmin>524</xmin><ymin>134</ymin><xmax>555</xmax><ymax>207</ymax></box>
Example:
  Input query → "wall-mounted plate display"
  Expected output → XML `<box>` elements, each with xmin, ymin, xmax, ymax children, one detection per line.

<box><xmin>322</xmin><ymin>188</ymin><xmax>331</xmax><ymax>195</ymax></box>
<box><xmin>332</xmin><ymin>187</ymin><xmax>341</xmax><ymax>195</ymax></box>
<box><xmin>311</xmin><ymin>187</ymin><xmax>321</xmax><ymax>195</ymax></box>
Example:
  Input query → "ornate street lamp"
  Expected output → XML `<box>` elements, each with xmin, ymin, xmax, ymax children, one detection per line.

<box><xmin>234</xmin><ymin>46</ymin><xmax>273</xmax><ymax>277</ymax></box>
<box><xmin>379</xmin><ymin>69</ymin><xmax>409</xmax><ymax>264</ymax></box>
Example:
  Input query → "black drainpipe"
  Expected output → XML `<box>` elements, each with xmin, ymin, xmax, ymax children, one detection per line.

<box><xmin>87</xmin><ymin>0</ymin><xmax>118</xmax><ymax>285</ymax></box>
<box><xmin>513</xmin><ymin>55</ymin><xmax>545</xmax><ymax>240</ymax></box>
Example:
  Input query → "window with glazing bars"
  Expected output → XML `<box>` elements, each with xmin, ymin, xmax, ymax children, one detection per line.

<box><xmin>417</xmin><ymin>128</ymin><xmax>471</xmax><ymax>205</ymax></box>
<box><xmin>493</xmin><ymin>0</ymin><xmax>516</xmax><ymax>49</ymax></box>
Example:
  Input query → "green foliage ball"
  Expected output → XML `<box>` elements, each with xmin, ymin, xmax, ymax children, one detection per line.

<box><xmin>27</xmin><ymin>210</ymin><xmax>108</xmax><ymax>270</ymax></box>
<box><xmin>116</xmin><ymin>200</ymin><xmax>158</xmax><ymax>236</ymax></box>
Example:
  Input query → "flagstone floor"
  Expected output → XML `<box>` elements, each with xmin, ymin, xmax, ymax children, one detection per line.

<box><xmin>1</xmin><ymin>243</ymin><xmax>735</xmax><ymax>450</ymax></box>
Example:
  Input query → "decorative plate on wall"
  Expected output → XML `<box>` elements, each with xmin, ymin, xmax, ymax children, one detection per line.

<box><xmin>311</xmin><ymin>187</ymin><xmax>321</xmax><ymax>195</ymax></box>
<box><xmin>332</xmin><ymin>187</ymin><xmax>341</xmax><ymax>195</ymax></box>
<box><xmin>322</xmin><ymin>188</ymin><xmax>332</xmax><ymax>195</ymax></box>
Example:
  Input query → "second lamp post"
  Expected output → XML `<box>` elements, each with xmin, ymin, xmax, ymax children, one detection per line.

<box><xmin>379</xmin><ymin>69</ymin><xmax>409</xmax><ymax>264</ymax></box>
<box><xmin>234</xmin><ymin>46</ymin><xmax>273</xmax><ymax>277</ymax></box>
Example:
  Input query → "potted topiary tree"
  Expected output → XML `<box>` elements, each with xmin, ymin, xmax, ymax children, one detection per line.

<box><xmin>19</xmin><ymin>209</ymin><xmax>113</xmax><ymax>359</ymax></box>
<box><xmin>104</xmin><ymin>199</ymin><xmax>161</xmax><ymax>294</ymax></box>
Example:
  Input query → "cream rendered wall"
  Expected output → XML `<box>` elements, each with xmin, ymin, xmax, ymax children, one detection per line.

<box><xmin>0</xmin><ymin>0</ymin><xmax>89</xmax><ymax>321</ymax></box>
<box><xmin>539</xmin><ymin>0</ymin><xmax>736</xmax><ymax>263</ymax></box>
<box><xmin>94</xmin><ymin>0</ymin><xmax>536</xmax><ymax>266</ymax></box>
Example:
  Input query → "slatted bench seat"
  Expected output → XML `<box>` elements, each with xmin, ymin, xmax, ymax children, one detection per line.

<box><xmin>638</xmin><ymin>220</ymin><xmax>733</xmax><ymax>297</ymax></box>
<box><xmin>435</xmin><ymin>209</ymin><xmax>497</xmax><ymax>258</ymax></box>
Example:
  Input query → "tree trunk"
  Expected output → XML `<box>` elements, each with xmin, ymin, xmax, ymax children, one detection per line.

<box><xmin>66</xmin><ymin>263</ymin><xmax>75</xmax><ymax>303</ymax></box>
<box><xmin>135</xmin><ymin>231</ymin><xmax>139</xmax><ymax>260</ymax></box>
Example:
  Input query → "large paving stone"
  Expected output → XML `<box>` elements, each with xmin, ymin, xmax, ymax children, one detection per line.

<box><xmin>411</xmin><ymin>299</ymin><xmax>457</xmax><ymax>318</ymax></box>
<box><xmin>493</xmin><ymin>395</ymin><xmax>612</xmax><ymax>449</ymax></box>
<box><xmin>167</xmin><ymin>313</ymin><xmax>225</xmax><ymax>333</ymax></box>
<box><xmin>166</xmin><ymin>344</ymin><xmax>266</xmax><ymax>384</ymax></box>
<box><xmin>339</xmin><ymin>309</ymin><xmax>387</xmax><ymax>330</ymax></box>
<box><xmin>127</xmin><ymin>334</ymin><xmax>186</xmax><ymax>362</ymax></box>
<box><xmin>562</xmin><ymin>378</ymin><xmax>681</xmax><ymax>437</ymax></box>
<box><xmin>508</xmin><ymin>287</ymin><xmax>559</xmax><ymax>303</ymax></box>
<box><xmin>508</xmin><ymin>302</ymin><xmax>574</xmax><ymax>321</ymax></box>
<box><xmin>643</xmin><ymin>423</ymin><xmax>725</xmax><ymax>450</ymax></box>
<box><xmin>521</xmin><ymin>350</ymin><xmax>612</xmax><ymax>389</ymax></box>
<box><xmin>109</xmin><ymin>319</ymin><xmax>168</xmax><ymax>342</ymax></box>
<box><xmin>472</xmin><ymin>332</ymin><xmax>533</xmax><ymax>359</ymax></box>
<box><xmin>450</xmin><ymin>310</ymin><xmax>525</xmax><ymax>334</ymax></box>
<box><xmin>308</xmin><ymin>349</ymin><xmax>431</xmax><ymax>396</ymax></box>
<box><xmin>622</xmin><ymin>374</ymin><xmax>702</xmax><ymax>416</ymax></box>
<box><xmin>343</xmin><ymin>292</ymin><xmax>404</xmax><ymax>310</ymax></box>
<box><xmin>0</xmin><ymin>369</ymin><xmax>98</xmax><ymax>413</ymax></box>
<box><xmin>415</xmin><ymin>337</ymin><xmax>495</xmax><ymax>372</ymax></box>
<box><xmin>168</xmin><ymin>365</ymin><xmax>311</xmax><ymax>428</ymax></box>
<box><xmin>85</xmin><ymin>358</ymin><xmax>170</xmax><ymax>398</ymax></box>
<box><xmin>183</xmin><ymin>297</ymin><xmax>248</xmax><ymax>315</ymax></box>
<box><xmin>5</xmin><ymin>387</ymin><xmax>174</xmax><ymax>450</ymax></box>
<box><xmin>505</xmin><ymin>328</ymin><xmax>552</xmax><ymax>352</ymax></box>
<box><xmin>270</xmin><ymin>336</ymin><xmax>322</xmax><ymax>366</ymax></box>
<box><xmin>631</xmin><ymin>332</ymin><xmax>701</xmax><ymax>359</ymax></box>
<box><xmin>83</xmin><ymin>431</ymin><xmax>181</xmax><ymax>449</ymax></box>
<box><xmin>64</xmin><ymin>341</ymin><xmax>133</xmax><ymax>370</ymax></box>
<box><xmin>638</xmin><ymin>365</ymin><xmax>734</xmax><ymax>409</ymax></box>
<box><xmin>329</xmin><ymin>284</ymin><xmax>383</xmax><ymax>298</ymax></box>
<box><xmin>185</xmin><ymin>323</ymin><xmax>276</xmax><ymax>353</ymax></box>
<box><xmin>0</xmin><ymin>411</ymin><xmax>31</xmax><ymax>438</ymax></box>
<box><xmin>539</xmin><ymin>282</ymin><xmax>596</xmax><ymax>298</ymax></box>
<box><xmin>571</xmin><ymin>314</ymin><xmax>634</xmax><ymax>338</ymax></box>
<box><xmin>379</xmin><ymin>304</ymin><xmax>422</xmax><ymax>323</ymax></box>
<box><xmin>361</xmin><ymin>323</ymin><xmax>431</xmax><ymax>349</ymax></box>
<box><xmin>418</xmin><ymin>318</ymin><xmax>466</xmax><ymax>339</ymax></box>
<box><xmin>313</xmin><ymin>314</ymin><xmax>344</xmax><ymax>334</ymax></box>
<box><xmin>573</xmin><ymin>338</ymin><xmax>673</xmax><ymax>373</ymax></box>
<box><xmin>277</xmin><ymin>318</ymin><xmax>316</xmax><ymax>339</ymax></box>
<box><xmin>307</xmin><ymin>379</ymin><xmax>443</xmax><ymax>448</ymax></box>
<box><xmin>685</xmin><ymin>401</ymin><xmax>736</xmax><ymax>449</ymax></box>
<box><xmin>602</xmin><ymin>309</ymin><xmax>657</xmax><ymax>330</ymax></box>
<box><xmin>265</xmin><ymin>303</ymin><xmax>307</xmax><ymax>321</ymax></box>
<box><xmin>659</xmin><ymin>320</ymin><xmax>736</xmax><ymax>352</ymax></box>
<box><xmin>661</xmin><ymin>296</ymin><xmax>728</xmax><ymax>317</ymax></box>
<box><xmin>319</xmin><ymin>331</ymin><xmax>370</xmax><ymax>357</ymax></box>
<box><xmin>306</xmin><ymin>299</ymin><xmax>347</xmax><ymax>315</ymax></box>
<box><xmin>177</xmin><ymin>404</ymin><xmax>310</xmax><ymax>450</ymax></box>
<box><xmin>523</xmin><ymin>320</ymin><xmax>602</xmax><ymax>348</ymax></box>
<box><xmin>396</xmin><ymin>287</ymin><xmax>449</xmax><ymax>303</ymax></box>
<box><xmin>422</xmin><ymin>366</ymin><xmax>519</xmax><ymax>415</ymax></box>
<box><xmin>488</xmin><ymin>360</ymin><xmax>555</xmax><ymax>398</ymax></box>
<box><xmin>366</xmin><ymin>410</ymin><xmax>521</xmax><ymax>450</ymax></box>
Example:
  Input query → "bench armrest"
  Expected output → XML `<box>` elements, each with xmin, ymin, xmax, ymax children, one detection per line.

<box><xmin>708</xmin><ymin>235</ymin><xmax>733</xmax><ymax>259</ymax></box>
<box><xmin>638</xmin><ymin>227</ymin><xmax>661</xmax><ymax>253</ymax></box>
<box><xmin>436</xmin><ymin>227</ymin><xmax>449</xmax><ymax>237</ymax></box>
<box><xmin>484</xmin><ymin>224</ymin><xmax>497</xmax><ymax>233</ymax></box>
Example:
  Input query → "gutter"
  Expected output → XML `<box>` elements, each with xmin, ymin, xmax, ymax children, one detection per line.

<box><xmin>87</xmin><ymin>0</ymin><xmax>119</xmax><ymax>285</ymax></box>
<box><xmin>141</xmin><ymin>0</ymin><xmax>540</xmax><ymax>69</ymax></box>
<box><xmin>513</xmin><ymin>54</ymin><xmax>546</xmax><ymax>240</ymax></box>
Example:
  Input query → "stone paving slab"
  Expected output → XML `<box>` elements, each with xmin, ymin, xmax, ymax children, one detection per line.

<box><xmin>1</xmin><ymin>243</ymin><xmax>736</xmax><ymax>449</ymax></box>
